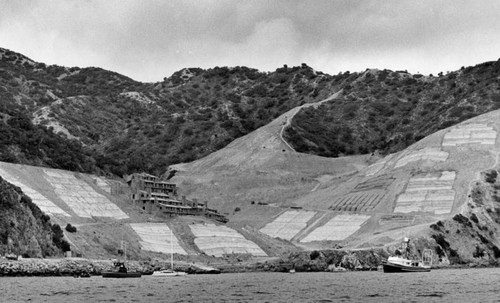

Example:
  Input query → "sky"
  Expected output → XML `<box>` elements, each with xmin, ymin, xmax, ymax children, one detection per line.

<box><xmin>1</xmin><ymin>0</ymin><xmax>500</xmax><ymax>82</ymax></box>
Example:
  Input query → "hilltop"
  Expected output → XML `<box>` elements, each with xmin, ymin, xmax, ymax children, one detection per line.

<box><xmin>2</xmin><ymin>47</ymin><xmax>500</xmax><ymax>177</ymax></box>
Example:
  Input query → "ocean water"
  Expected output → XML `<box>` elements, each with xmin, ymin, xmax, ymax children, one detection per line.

<box><xmin>1</xmin><ymin>268</ymin><xmax>499</xmax><ymax>302</ymax></box>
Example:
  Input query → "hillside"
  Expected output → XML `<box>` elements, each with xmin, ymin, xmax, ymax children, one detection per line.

<box><xmin>2</xmin><ymin>46</ymin><xmax>500</xmax><ymax>178</ymax></box>
<box><xmin>171</xmin><ymin>102</ymin><xmax>500</xmax><ymax>265</ymax></box>
<box><xmin>0</xmin><ymin>176</ymin><xmax>68</xmax><ymax>258</ymax></box>
<box><xmin>0</xmin><ymin>48</ymin><xmax>339</xmax><ymax>176</ymax></box>
<box><xmin>2</xmin><ymin>47</ymin><xmax>500</xmax><ymax>268</ymax></box>
<box><xmin>1</xmin><ymin>95</ymin><xmax>500</xmax><ymax>268</ymax></box>
<box><xmin>284</xmin><ymin>63</ymin><xmax>500</xmax><ymax>156</ymax></box>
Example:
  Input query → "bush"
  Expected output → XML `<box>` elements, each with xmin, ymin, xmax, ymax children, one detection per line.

<box><xmin>430</xmin><ymin>223</ymin><xmax>441</xmax><ymax>231</ymax></box>
<box><xmin>65</xmin><ymin>223</ymin><xmax>77</xmax><ymax>233</ymax></box>
<box><xmin>485</xmin><ymin>170</ymin><xmax>498</xmax><ymax>183</ymax></box>
<box><xmin>470</xmin><ymin>214</ymin><xmax>479</xmax><ymax>224</ymax></box>
<box><xmin>493</xmin><ymin>246</ymin><xmax>500</xmax><ymax>258</ymax></box>
<box><xmin>310</xmin><ymin>250</ymin><xmax>320</xmax><ymax>260</ymax></box>
<box><xmin>432</xmin><ymin>233</ymin><xmax>450</xmax><ymax>251</ymax></box>
<box><xmin>473</xmin><ymin>245</ymin><xmax>485</xmax><ymax>258</ymax></box>
<box><xmin>453</xmin><ymin>214</ymin><xmax>472</xmax><ymax>227</ymax></box>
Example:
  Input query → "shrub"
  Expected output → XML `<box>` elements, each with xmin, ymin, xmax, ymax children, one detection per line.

<box><xmin>493</xmin><ymin>246</ymin><xmax>500</xmax><ymax>258</ymax></box>
<box><xmin>65</xmin><ymin>223</ymin><xmax>77</xmax><ymax>233</ymax></box>
<box><xmin>310</xmin><ymin>250</ymin><xmax>320</xmax><ymax>260</ymax></box>
<box><xmin>430</xmin><ymin>223</ymin><xmax>440</xmax><ymax>231</ymax></box>
<box><xmin>453</xmin><ymin>214</ymin><xmax>472</xmax><ymax>227</ymax></box>
<box><xmin>473</xmin><ymin>246</ymin><xmax>485</xmax><ymax>258</ymax></box>
<box><xmin>432</xmin><ymin>233</ymin><xmax>450</xmax><ymax>250</ymax></box>
<box><xmin>485</xmin><ymin>170</ymin><xmax>498</xmax><ymax>183</ymax></box>
<box><xmin>478</xmin><ymin>234</ymin><xmax>489</xmax><ymax>244</ymax></box>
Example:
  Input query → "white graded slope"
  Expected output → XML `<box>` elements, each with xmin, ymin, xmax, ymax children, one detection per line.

<box><xmin>130</xmin><ymin>223</ymin><xmax>187</xmax><ymax>255</ymax></box>
<box><xmin>191</xmin><ymin>223</ymin><xmax>267</xmax><ymax>257</ymax></box>
<box><xmin>90</xmin><ymin>176</ymin><xmax>112</xmax><ymax>193</ymax></box>
<box><xmin>300</xmin><ymin>214</ymin><xmax>371</xmax><ymax>242</ymax></box>
<box><xmin>0</xmin><ymin>167</ymin><xmax>70</xmax><ymax>216</ymax></box>
<box><xmin>364</xmin><ymin>154</ymin><xmax>395</xmax><ymax>176</ymax></box>
<box><xmin>394</xmin><ymin>147</ymin><xmax>449</xmax><ymax>168</ymax></box>
<box><xmin>259</xmin><ymin>210</ymin><xmax>316</xmax><ymax>241</ymax></box>
<box><xmin>43</xmin><ymin>169</ymin><xmax>128</xmax><ymax>219</ymax></box>
<box><xmin>394</xmin><ymin>171</ymin><xmax>456</xmax><ymax>214</ymax></box>
<box><xmin>442</xmin><ymin>123</ymin><xmax>497</xmax><ymax>146</ymax></box>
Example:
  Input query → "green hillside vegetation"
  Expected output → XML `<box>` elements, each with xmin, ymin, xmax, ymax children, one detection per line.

<box><xmin>428</xmin><ymin>168</ymin><xmax>500</xmax><ymax>265</ymax></box>
<box><xmin>1</xmin><ymin>46</ymin><xmax>500</xmax><ymax>175</ymax></box>
<box><xmin>0</xmin><ymin>48</ymin><xmax>336</xmax><ymax>176</ymax></box>
<box><xmin>0</xmin><ymin>177</ymin><xmax>69</xmax><ymax>257</ymax></box>
<box><xmin>0</xmin><ymin>105</ymin><xmax>97</xmax><ymax>173</ymax></box>
<box><xmin>284</xmin><ymin>63</ymin><xmax>500</xmax><ymax>156</ymax></box>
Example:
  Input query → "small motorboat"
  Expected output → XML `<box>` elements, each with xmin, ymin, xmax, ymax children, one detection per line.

<box><xmin>382</xmin><ymin>256</ymin><xmax>431</xmax><ymax>273</ymax></box>
<box><xmin>102</xmin><ymin>271</ymin><xmax>142</xmax><ymax>278</ymax></box>
<box><xmin>102</xmin><ymin>260</ymin><xmax>142</xmax><ymax>278</ymax></box>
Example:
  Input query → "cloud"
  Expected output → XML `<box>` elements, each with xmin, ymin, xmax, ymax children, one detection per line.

<box><xmin>1</xmin><ymin>0</ymin><xmax>499</xmax><ymax>81</ymax></box>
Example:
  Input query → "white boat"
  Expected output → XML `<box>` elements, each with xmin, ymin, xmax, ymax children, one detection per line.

<box><xmin>152</xmin><ymin>269</ymin><xmax>188</xmax><ymax>277</ymax></box>
<box><xmin>152</xmin><ymin>229</ymin><xmax>188</xmax><ymax>277</ymax></box>
<box><xmin>382</xmin><ymin>238</ymin><xmax>432</xmax><ymax>273</ymax></box>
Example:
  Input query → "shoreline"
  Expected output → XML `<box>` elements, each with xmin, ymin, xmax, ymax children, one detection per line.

<box><xmin>0</xmin><ymin>256</ymin><xmax>494</xmax><ymax>277</ymax></box>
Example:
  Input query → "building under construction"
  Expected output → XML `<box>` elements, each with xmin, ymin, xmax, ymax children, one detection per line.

<box><xmin>125</xmin><ymin>173</ymin><xmax>227</xmax><ymax>223</ymax></box>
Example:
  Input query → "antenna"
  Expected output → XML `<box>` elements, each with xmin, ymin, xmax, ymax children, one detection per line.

<box><xmin>171</xmin><ymin>229</ymin><xmax>174</xmax><ymax>271</ymax></box>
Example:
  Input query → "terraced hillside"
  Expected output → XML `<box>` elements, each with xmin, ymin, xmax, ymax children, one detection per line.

<box><xmin>170</xmin><ymin>97</ymin><xmax>500</xmax><ymax>265</ymax></box>
<box><xmin>0</xmin><ymin>161</ymin><xmax>295</xmax><ymax>262</ymax></box>
<box><xmin>3</xmin><ymin>47</ymin><xmax>500</xmax><ymax>266</ymax></box>
<box><xmin>2</xmin><ymin>100</ymin><xmax>500</xmax><ymax>266</ymax></box>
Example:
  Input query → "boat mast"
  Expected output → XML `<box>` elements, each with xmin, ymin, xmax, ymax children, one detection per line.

<box><xmin>170</xmin><ymin>229</ymin><xmax>174</xmax><ymax>271</ymax></box>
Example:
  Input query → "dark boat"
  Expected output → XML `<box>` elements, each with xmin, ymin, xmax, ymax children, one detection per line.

<box><xmin>102</xmin><ymin>271</ymin><xmax>142</xmax><ymax>278</ymax></box>
<box><xmin>102</xmin><ymin>260</ymin><xmax>142</xmax><ymax>278</ymax></box>
<box><xmin>382</xmin><ymin>238</ymin><xmax>432</xmax><ymax>273</ymax></box>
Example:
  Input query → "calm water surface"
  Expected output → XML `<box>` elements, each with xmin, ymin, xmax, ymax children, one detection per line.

<box><xmin>1</xmin><ymin>268</ymin><xmax>499</xmax><ymax>302</ymax></box>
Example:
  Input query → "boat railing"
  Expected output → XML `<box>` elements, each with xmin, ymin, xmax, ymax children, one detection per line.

<box><xmin>422</xmin><ymin>248</ymin><xmax>433</xmax><ymax>266</ymax></box>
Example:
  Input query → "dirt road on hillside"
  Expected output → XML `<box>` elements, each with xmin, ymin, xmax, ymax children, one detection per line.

<box><xmin>279</xmin><ymin>90</ymin><xmax>343</xmax><ymax>151</ymax></box>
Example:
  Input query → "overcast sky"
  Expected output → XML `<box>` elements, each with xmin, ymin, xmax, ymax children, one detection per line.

<box><xmin>1</xmin><ymin>0</ymin><xmax>499</xmax><ymax>82</ymax></box>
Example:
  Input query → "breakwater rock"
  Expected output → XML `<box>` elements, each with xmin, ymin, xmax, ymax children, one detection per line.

<box><xmin>286</xmin><ymin>249</ymin><xmax>388</xmax><ymax>272</ymax></box>
<box><xmin>241</xmin><ymin>249</ymin><xmax>389</xmax><ymax>273</ymax></box>
<box><xmin>0</xmin><ymin>258</ymin><xmax>220</xmax><ymax>276</ymax></box>
<box><xmin>197</xmin><ymin>249</ymin><xmax>389</xmax><ymax>273</ymax></box>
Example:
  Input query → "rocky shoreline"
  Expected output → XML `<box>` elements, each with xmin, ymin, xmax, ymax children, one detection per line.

<box><xmin>0</xmin><ymin>248</ymin><xmax>486</xmax><ymax>277</ymax></box>
<box><xmin>0</xmin><ymin>258</ymin><xmax>222</xmax><ymax>277</ymax></box>
<box><xmin>0</xmin><ymin>249</ymin><xmax>387</xmax><ymax>276</ymax></box>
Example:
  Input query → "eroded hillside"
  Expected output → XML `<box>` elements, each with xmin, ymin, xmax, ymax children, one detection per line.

<box><xmin>171</xmin><ymin>103</ymin><xmax>500</xmax><ymax>266</ymax></box>
<box><xmin>2</xmin><ymin>47</ymin><xmax>500</xmax><ymax>267</ymax></box>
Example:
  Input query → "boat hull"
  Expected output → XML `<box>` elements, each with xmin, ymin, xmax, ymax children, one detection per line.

<box><xmin>152</xmin><ymin>271</ymin><xmax>187</xmax><ymax>277</ymax></box>
<box><xmin>382</xmin><ymin>262</ymin><xmax>430</xmax><ymax>273</ymax></box>
<box><xmin>102</xmin><ymin>271</ymin><xmax>142</xmax><ymax>278</ymax></box>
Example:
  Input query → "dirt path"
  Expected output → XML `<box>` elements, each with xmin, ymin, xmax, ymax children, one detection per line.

<box><xmin>279</xmin><ymin>90</ymin><xmax>342</xmax><ymax>152</ymax></box>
